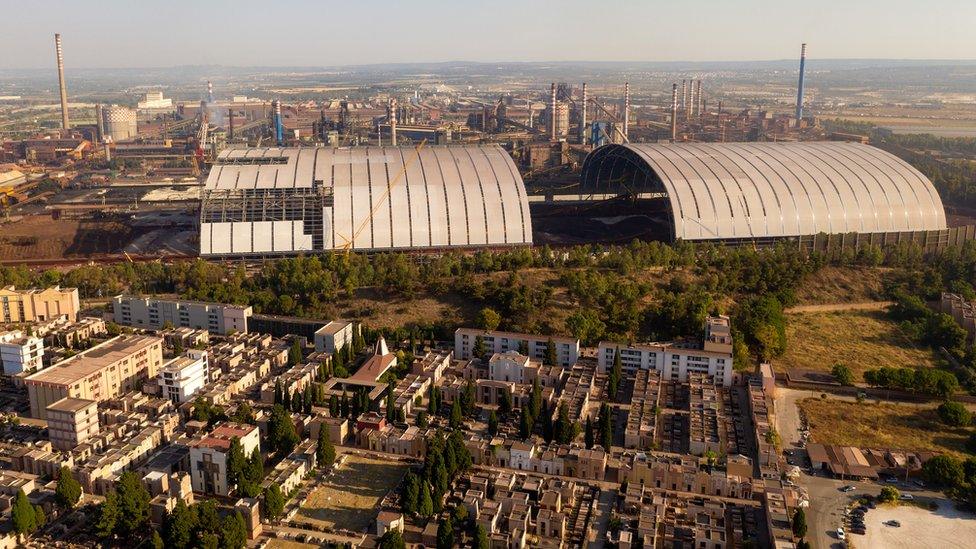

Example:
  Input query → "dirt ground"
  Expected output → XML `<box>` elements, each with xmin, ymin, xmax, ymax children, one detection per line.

<box><xmin>778</xmin><ymin>309</ymin><xmax>937</xmax><ymax>378</ymax></box>
<box><xmin>793</xmin><ymin>266</ymin><xmax>888</xmax><ymax>305</ymax></box>
<box><xmin>0</xmin><ymin>214</ymin><xmax>142</xmax><ymax>260</ymax></box>
<box><xmin>798</xmin><ymin>397</ymin><xmax>973</xmax><ymax>458</ymax></box>
<box><xmin>860</xmin><ymin>499</ymin><xmax>976</xmax><ymax>548</ymax></box>
<box><xmin>295</xmin><ymin>455</ymin><xmax>408</xmax><ymax>533</ymax></box>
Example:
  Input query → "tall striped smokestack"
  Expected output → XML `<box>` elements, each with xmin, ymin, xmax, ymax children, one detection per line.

<box><xmin>549</xmin><ymin>83</ymin><xmax>557</xmax><ymax>141</ymax></box>
<box><xmin>389</xmin><ymin>97</ymin><xmax>397</xmax><ymax>146</ymax></box>
<box><xmin>795</xmin><ymin>43</ymin><xmax>807</xmax><ymax>123</ymax></box>
<box><xmin>695</xmin><ymin>80</ymin><xmax>703</xmax><ymax>119</ymax></box>
<box><xmin>681</xmin><ymin>80</ymin><xmax>687</xmax><ymax>111</ymax></box>
<box><xmin>54</xmin><ymin>34</ymin><xmax>69</xmax><ymax>130</ymax></box>
<box><xmin>670</xmin><ymin>83</ymin><xmax>678</xmax><ymax>143</ymax></box>
<box><xmin>580</xmin><ymin>83</ymin><xmax>588</xmax><ymax>145</ymax></box>
<box><xmin>272</xmin><ymin>99</ymin><xmax>284</xmax><ymax>146</ymax></box>
<box><xmin>623</xmin><ymin>82</ymin><xmax>630</xmax><ymax>140</ymax></box>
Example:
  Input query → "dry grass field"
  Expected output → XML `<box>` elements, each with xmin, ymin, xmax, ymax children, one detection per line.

<box><xmin>778</xmin><ymin>309</ymin><xmax>937</xmax><ymax>378</ymax></box>
<box><xmin>798</xmin><ymin>398</ymin><xmax>971</xmax><ymax>458</ymax></box>
<box><xmin>792</xmin><ymin>266</ymin><xmax>887</xmax><ymax>305</ymax></box>
<box><xmin>295</xmin><ymin>455</ymin><xmax>409</xmax><ymax>533</ymax></box>
<box><xmin>266</xmin><ymin>541</ymin><xmax>321</xmax><ymax>549</ymax></box>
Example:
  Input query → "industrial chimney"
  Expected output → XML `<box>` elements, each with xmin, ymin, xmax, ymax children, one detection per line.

<box><xmin>695</xmin><ymin>80</ymin><xmax>703</xmax><ymax>119</ymax></box>
<box><xmin>549</xmin><ymin>83</ymin><xmax>557</xmax><ymax>142</ymax></box>
<box><xmin>622</xmin><ymin>82</ymin><xmax>630</xmax><ymax>140</ymax></box>
<box><xmin>207</xmin><ymin>81</ymin><xmax>214</xmax><ymax>104</ymax></box>
<box><xmin>795</xmin><ymin>43</ymin><xmax>807</xmax><ymax>123</ymax></box>
<box><xmin>54</xmin><ymin>34</ymin><xmax>69</xmax><ymax>131</ymax></box>
<box><xmin>389</xmin><ymin>97</ymin><xmax>398</xmax><ymax>146</ymax></box>
<box><xmin>670</xmin><ymin>83</ymin><xmax>678</xmax><ymax>143</ymax></box>
<box><xmin>272</xmin><ymin>99</ymin><xmax>284</xmax><ymax>146</ymax></box>
<box><xmin>580</xmin><ymin>83</ymin><xmax>588</xmax><ymax>145</ymax></box>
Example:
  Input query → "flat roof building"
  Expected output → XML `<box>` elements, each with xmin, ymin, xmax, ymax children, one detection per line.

<box><xmin>0</xmin><ymin>330</ymin><xmax>44</xmax><ymax>375</ymax></box>
<box><xmin>0</xmin><ymin>285</ymin><xmax>79</xmax><ymax>323</ymax></box>
<box><xmin>112</xmin><ymin>295</ymin><xmax>251</xmax><ymax>335</ymax></box>
<box><xmin>25</xmin><ymin>335</ymin><xmax>164</xmax><ymax>419</ymax></box>
<box><xmin>455</xmin><ymin>328</ymin><xmax>579</xmax><ymax>367</ymax></box>
<box><xmin>159</xmin><ymin>350</ymin><xmax>209</xmax><ymax>404</ymax></box>
<box><xmin>46</xmin><ymin>397</ymin><xmax>99</xmax><ymax>451</ymax></box>
<box><xmin>314</xmin><ymin>320</ymin><xmax>354</xmax><ymax>354</ymax></box>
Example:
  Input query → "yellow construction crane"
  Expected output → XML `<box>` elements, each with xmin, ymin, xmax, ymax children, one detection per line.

<box><xmin>334</xmin><ymin>139</ymin><xmax>428</xmax><ymax>254</ymax></box>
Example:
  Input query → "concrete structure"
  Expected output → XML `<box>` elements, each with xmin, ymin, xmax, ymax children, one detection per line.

<box><xmin>189</xmin><ymin>422</ymin><xmax>260</xmax><ymax>496</ymax></box>
<box><xmin>45</xmin><ymin>397</ymin><xmax>99</xmax><ymax>450</ymax></box>
<box><xmin>350</xmin><ymin>336</ymin><xmax>397</xmax><ymax>383</ymax></box>
<box><xmin>159</xmin><ymin>350</ymin><xmax>209</xmax><ymax>404</ymax></box>
<box><xmin>598</xmin><ymin>317</ymin><xmax>733</xmax><ymax>386</ymax></box>
<box><xmin>54</xmin><ymin>33</ymin><xmax>69</xmax><ymax>130</ymax></box>
<box><xmin>581</xmin><ymin>142</ymin><xmax>947</xmax><ymax>242</ymax></box>
<box><xmin>199</xmin><ymin>144</ymin><xmax>533</xmax><ymax>256</ymax></box>
<box><xmin>313</xmin><ymin>320</ymin><xmax>354</xmax><ymax>353</ymax></box>
<box><xmin>101</xmin><ymin>105</ymin><xmax>138</xmax><ymax>142</ymax></box>
<box><xmin>0</xmin><ymin>330</ymin><xmax>44</xmax><ymax>375</ymax></box>
<box><xmin>25</xmin><ymin>335</ymin><xmax>164</xmax><ymax>419</ymax></box>
<box><xmin>0</xmin><ymin>285</ymin><xmax>79</xmax><ymax>323</ymax></box>
<box><xmin>488</xmin><ymin>350</ymin><xmax>533</xmax><ymax>384</ymax></box>
<box><xmin>112</xmin><ymin>295</ymin><xmax>251</xmax><ymax>335</ymax></box>
<box><xmin>454</xmin><ymin>328</ymin><xmax>580</xmax><ymax>367</ymax></box>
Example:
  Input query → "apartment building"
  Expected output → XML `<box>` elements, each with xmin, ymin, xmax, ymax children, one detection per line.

<box><xmin>159</xmin><ymin>350</ymin><xmax>210</xmax><ymax>404</ymax></box>
<box><xmin>46</xmin><ymin>397</ymin><xmax>99</xmax><ymax>451</ymax></box>
<box><xmin>313</xmin><ymin>320</ymin><xmax>355</xmax><ymax>353</ymax></box>
<box><xmin>598</xmin><ymin>316</ymin><xmax>733</xmax><ymax>386</ymax></box>
<box><xmin>25</xmin><ymin>335</ymin><xmax>164</xmax><ymax>419</ymax></box>
<box><xmin>0</xmin><ymin>330</ymin><xmax>44</xmax><ymax>375</ymax></box>
<box><xmin>112</xmin><ymin>295</ymin><xmax>251</xmax><ymax>335</ymax></box>
<box><xmin>189</xmin><ymin>422</ymin><xmax>260</xmax><ymax>496</ymax></box>
<box><xmin>0</xmin><ymin>285</ymin><xmax>80</xmax><ymax>323</ymax></box>
<box><xmin>454</xmin><ymin>328</ymin><xmax>580</xmax><ymax>367</ymax></box>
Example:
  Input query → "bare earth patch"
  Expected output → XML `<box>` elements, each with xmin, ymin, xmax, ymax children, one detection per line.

<box><xmin>778</xmin><ymin>309</ymin><xmax>937</xmax><ymax>377</ymax></box>
<box><xmin>798</xmin><ymin>398</ymin><xmax>972</xmax><ymax>458</ymax></box>
<box><xmin>295</xmin><ymin>455</ymin><xmax>409</xmax><ymax>533</ymax></box>
<box><xmin>860</xmin><ymin>498</ymin><xmax>976</xmax><ymax>548</ymax></box>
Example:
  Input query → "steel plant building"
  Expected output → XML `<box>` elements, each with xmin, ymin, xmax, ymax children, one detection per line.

<box><xmin>580</xmin><ymin>142</ymin><xmax>947</xmax><ymax>243</ymax></box>
<box><xmin>199</xmin><ymin>144</ymin><xmax>533</xmax><ymax>256</ymax></box>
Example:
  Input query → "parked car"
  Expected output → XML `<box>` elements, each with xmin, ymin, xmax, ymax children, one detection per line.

<box><xmin>885</xmin><ymin>520</ymin><xmax>902</xmax><ymax>527</ymax></box>
<box><xmin>900</xmin><ymin>493</ymin><xmax>915</xmax><ymax>501</ymax></box>
<box><xmin>913</xmin><ymin>480</ymin><xmax>926</xmax><ymax>488</ymax></box>
<box><xmin>837</xmin><ymin>527</ymin><xmax>846</xmax><ymax>540</ymax></box>
<box><xmin>851</xmin><ymin>526</ymin><xmax>866</xmax><ymax>535</ymax></box>
<box><xmin>840</xmin><ymin>485</ymin><xmax>857</xmax><ymax>492</ymax></box>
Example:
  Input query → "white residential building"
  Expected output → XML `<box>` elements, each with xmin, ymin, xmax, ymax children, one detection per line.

<box><xmin>159</xmin><ymin>350</ymin><xmax>209</xmax><ymax>404</ymax></box>
<box><xmin>314</xmin><ymin>320</ymin><xmax>354</xmax><ymax>353</ymax></box>
<box><xmin>112</xmin><ymin>295</ymin><xmax>251</xmax><ymax>335</ymax></box>
<box><xmin>454</xmin><ymin>328</ymin><xmax>579</xmax><ymax>367</ymax></box>
<box><xmin>488</xmin><ymin>351</ymin><xmax>532</xmax><ymax>384</ymax></box>
<box><xmin>0</xmin><ymin>330</ymin><xmax>44</xmax><ymax>375</ymax></box>
<box><xmin>189</xmin><ymin>423</ymin><xmax>260</xmax><ymax>496</ymax></box>
<box><xmin>598</xmin><ymin>316</ymin><xmax>734</xmax><ymax>386</ymax></box>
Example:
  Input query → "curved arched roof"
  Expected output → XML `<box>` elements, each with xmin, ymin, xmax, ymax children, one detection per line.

<box><xmin>202</xmin><ymin>144</ymin><xmax>532</xmax><ymax>255</ymax></box>
<box><xmin>580</xmin><ymin>142</ymin><xmax>946</xmax><ymax>241</ymax></box>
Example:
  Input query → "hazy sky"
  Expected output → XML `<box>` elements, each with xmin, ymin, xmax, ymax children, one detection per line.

<box><xmin>1</xmin><ymin>0</ymin><xmax>974</xmax><ymax>68</ymax></box>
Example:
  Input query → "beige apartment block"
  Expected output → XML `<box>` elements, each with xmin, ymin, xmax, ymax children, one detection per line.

<box><xmin>25</xmin><ymin>335</ymin><xmax>164</xmax><ymax>419</ymax></box>
<box><xmin>0</xmin><ymin>286</ymin><xmax>80</xmax><ymax>323</ymax></box>
<box><xmin>46</xmin><ymin>397</ymin><xmax>99</xmax><ymax>450</ymax></box>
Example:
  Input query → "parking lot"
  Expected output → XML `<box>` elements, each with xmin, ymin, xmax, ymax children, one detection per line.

<box><xmin>860</xmin><ymin>498</ymin><xmax>976</xmax><ymax>548</ymax></box>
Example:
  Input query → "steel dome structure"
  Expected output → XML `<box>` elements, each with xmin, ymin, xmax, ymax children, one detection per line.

<box><xmin>580</xmin><ymin>142</ymin><xmax>947</xmax><ymax>242</ymax></box>
<box><xmin>200</xmin><ymin>144</ymin><xmax>532</xmax><ymax>256</ymax></box>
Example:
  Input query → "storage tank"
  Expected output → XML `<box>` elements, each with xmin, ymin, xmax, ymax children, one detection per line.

<box><xmin>545</xmin><ymin>101</ymin><xmax>570</xmax><ymax>139</ymax></box>
<box><xmin>101</xmin><ymin>105</ymin><xmax>137</xmax><ymax>142</ymax></box>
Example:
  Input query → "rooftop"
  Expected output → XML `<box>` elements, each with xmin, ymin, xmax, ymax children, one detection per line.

<box><xmin>25</xmin><ymin>335</ymin><xmax>162</xmax><ymax>386</ymax></box>
<box><xmin>46</xmin><ymin>397</ymin><xmax>97</xmax><ymax>413</ymax></box>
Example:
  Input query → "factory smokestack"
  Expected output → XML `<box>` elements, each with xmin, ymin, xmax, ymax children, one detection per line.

<box><xmin>671</xmin><ymin>83</ymin><xmax>678</xmax><ymax>142</ymax></box>
<box><xmin>622</xmin><ymin>82</ymin><xmax>630</xmax><ymax>140</ymax></box>
<box><xmin>795</xmin><ymin>43</ymin><xmax>807</xmax><ymax>123</ymax></box>
<box><xmin>580</xmin><ymin>83</ymin><xmax>588</xmax><ymax>145</ymax></box>
<box><xmin>228</xmin><ymin>109</ymin><xmax>235</xmax><ymax>141</ymax></box>
<box><xmin>207</xmin><ymin>81</ymin><xmax>214</xmax><ymax>104</ymax></box>
<box><xmin>695</xmin><ymin>80</ymin><xmax>703</xmax><ymax>119</ymax></box>
<box><xmin>681</xmin><ymin>80</ymin><xmax>687</xmax><ymax>112</ymax></box>
<box><xmin>389</xmin><ymin>97</ymin><xmax>398</xmax><ymax>146</ymax></box>
<box><xmin>549</xmin><ymin>83</ymin><xmax>557</xmax><ymax>142</ymax></box>
<box><xmin>54</xmin><ymin>33</ymin><xmax>69</xmax><ymax>131</ymax></box>
<box><xmin>272</xmin><ymin>99</ymin><xmax>284</xmax><ymax>146</ymax></box>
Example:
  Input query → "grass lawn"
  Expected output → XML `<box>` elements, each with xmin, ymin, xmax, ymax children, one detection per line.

<box><xmin>798</xmin><ymin>397</ymin><xmax>972</xmax><ymax>458</ymax></box>
<box><xmin>295</xmin><ymin>455</ymin><xmax>409</xmax><ymax>533</ymax></box>
<box><xmin>778</xmin><ymin>309</ymin><xmax>937</xmax><ymax>378</ymax></box>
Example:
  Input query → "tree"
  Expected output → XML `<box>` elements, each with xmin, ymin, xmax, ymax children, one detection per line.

<box><xmin>519</xmin><ymin>409</ymin><xmax>533</xmax><ymax>440</ymax></box>
<box><xmin>791</xmin><ymin>508</ymin><xmax>808</xmax><ymax>539</ymax></box>
<box><xmin>608</xmin><ymin>347</ymin><xmax>622</xmax><ymax>400</ymax></box>
<box><xmin>544</xmin><ymin>337</ymin><xmax>558</xmax><ymax>366</ymax></box>
<box><xmin>474</xmin><ymin>524</ymin><xmax>490</xmax><ymax>549</ymax></box>
<box><xmin>585</xmin><ymin>417</ymin><xmax>594</xmax><ymax>449</ymax></box>
<box><xmin>227</xmin><ymin>437</ymin><xmax>247</xmax><ymax>490</ymax></box>
<box><xmin>289</xmin><ymin>339</ymin><xmax>303</xmax><ymax>366</ymax></box>
<box><xmin>55</xmin><ymin>465</ymin><xmax>82</xmax><ymax>509</ymax></box>
<box><xmin>152</xmin><ymin>530</ymin><xmax>165</xmax><ymax>549</ymax></box>
<box><xmin>967</xmin><ymin>432</ymin><xmax>976</xmax><ymax>454</ymax></box>
<box><xmin>477</xmin><ymin>307</ymin><xmax>501</xmax><ymax>332</ymax></box>
<box><xmin>938</xmin><ymin>400</ymin><xmax>972</xmax><ymax>427</ymax></box>
<box><xmin>219</xmin><ymin>512</ymin><xmax>248</xmax><ymax>549</ymax></box>
<box><xmin>450</xmin><ymin>399</ymin><xmax>463</xmax><ymax>429</ymax></box>
<box><xmin>378</xmin><ymin>529</ymin><xmax>407</xmax><ymax>549</ymax></box>
<box><xmin>555</xmin><ymin>402</ymin><xmax>573</xmax><ymax>444</ymax></box>
<box><xmin>116</xmin><ymin>470</ymin><xmax>150</xmax><ymax>536</ymax></box>
<box><xmin>878</xmin><ymin>485</ymin><xmax>900</xmax><ymax>503</ymax></box>
<box><xmin>417</xmin><ymin>481</ymin><xmax>434</xmax><ymax>518</ymax></box>
<box><xmin>923</xmin><ymin>454</ymin><xmax>964</xmax><ymax>487</ymax></box>
<box><xmin>417</xmin><ymin>410</ymin><xmax>429</xmax><ymax>428</ymax></box>
<box><xmin>268</xmin><ymin>404</ymin><xmax>299</xmax><ymax>456</ymax></box>
<box><xmin>401</xmin><ymin>472</ymin><xmax>420</xmax><ymax>515</ymax></box>
<box><xmin>317</xmin><ymin>425</ymin><xmax>336</xmax><ymax>469</ymax></box>
<box><xmin>96</xmin><ymin>491</ymin><xmax>120</xmax><ymax>538</ymax></box>
<box><xmin>499</xmin><ymin>388</ymin><xmax>512</xmax><ymax>416</ymax></box>
<box><xmin>12</xmin><ymin>489</ymin><xmax>38</xmax><ymax>538</ymax></box>
<box><xmin>566</xmin><ymin>308</ymin><xmax>606</xmax><ymax>345</ymax></box>
<box><xmin>264</xmin><ymin>484</ymin><xmax>286</xmax><ymax>520</ymax></box>
<box><xmin>796</xmin><ymin>540</ymin><xmax>812</xmax><ymax>549</ymax></box>
<box><xmin>473</xmin><ymin>335</ymin><xmax>486</xmax><ymax>359</ymax></box>
<box><xmin>436</xmin><ymin>516</ymin><xmax>454</xmax><ymax>549</ymax></box>
<box><xmin>163</xmin><ymin>500</ymin><xmax>194</xmax><ymax>548</ymax></box>
<box><xmin>831</xmin><ymin>364</ymin><xmax>854</xmax><ymax>386</ymax></box>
